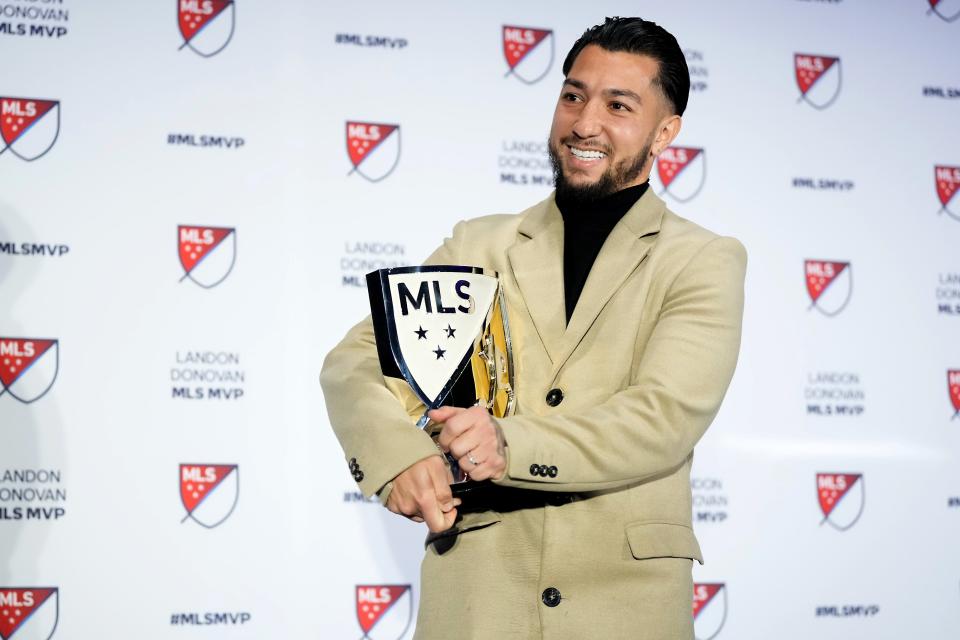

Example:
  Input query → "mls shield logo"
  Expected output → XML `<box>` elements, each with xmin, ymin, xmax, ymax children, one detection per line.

<box><xmin>657</xmin><ymin>147</ymin><xmax>706</xmax><ymax>202</ymax></box>
<box><xmin>805</xmin><ymin>260</ymin><xmax>852</xmax><ymax>317</ymax></box>
<box><xmin>948</xmin><ymin>370</ymin><xmax>960</xmax><ymax>419</ymax></box>
<box><xmin>502</xmin><ymin>25</ymin><xmax>554</xmax><ymax>84</ymax></box>
<box><xmin>794</xmin><ymin>54</ymin><xmax>842</xmax><ymax>110</ymax></box>
<box><xmin>179</xmin><ymin>464</ymin><xmax>239</xmax><ymax>528</ymax></box>
<box><xmin>373</xmin><ymin>266</ymin><xmax>501</xmax><ymax>410</ymax></box>
<box><xmin>178</xmin><ymin>0</ymin><xmax>235</xmax><ymax>57</ymax></box>
<box><xmin>178</xmin><ymin>225</ymin><xmax>236</xmax><ymax>288</ymax></box>
<box><xmin>928</xmin><ymin>0</ymin><xmax>960</xmax><ymax>22</ymax></box>
<box><xmin>356</xmin><ymin>585</ymin><xmax>412</xmax><ymax>640</ymax></box>
<box><xmin>693</xmin><ymin>583</ymin><xmax>727</xmax><ymax>640</ymax></box>
<box><xmin>935</xmin><ymin>165</ymin><xmax>960</xmax><ymax>221</ymax></box>
<box><xmin>0</xmin><ymin>588</ymin><xmax>59</xmax><ymax>640</ymax></box>
<box><xmin>0</xmin><ymin>338</ymin><xmax>59</xmax><ymax>404</ymax></box>
<box><xmin>817</xmin><ymin>472</ymin><xmax>864</xmax><ymax>531</ymax></box>
<box><xmin>0</xmin><ymin>97</ymin><xmax>60</xmax><ymax>162</ymax></box>
<box><xmin>346</xmin><ymin>122</ymin><xmax>401</xmax><ymax>183</ymax></box>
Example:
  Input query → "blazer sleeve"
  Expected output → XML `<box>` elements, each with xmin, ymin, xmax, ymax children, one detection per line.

<box><xmin>319</xmin><ymin>221</ymin><xmax>466</xmax><ymax>498</ymax></box>
<box><xmin>493</xmin><ymin>236</ymin><xmax>747</xmax><ymax>493</ymax></box>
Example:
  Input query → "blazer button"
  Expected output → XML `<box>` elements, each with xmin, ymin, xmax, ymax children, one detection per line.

<box><xmin>529</xmin><ymin>464</ymin><xmax>540</xmax><ymax>476</ymax></box>
<box><xmin>354</xmin><ymin>471</ymin><xmax>364</xmax><ymax>482</ymax></box>
<box><xmin>538</xmin><ymin>465</ymin><xmax>548</xmax><ymax>477</ymax></box>
<box><xmin>541</xmin><ymin>587</ymin><xmax>561</xmax><ymax>607</ymax></box>
<box><xmin>545</xmin><ymin>388</ymin><xmax>564</xmax><ymax>407</ymax></box>
<box><xmin>547</xmin><ymin>466</ymin><xmax>558</xmax><ymax>478</ymax></box>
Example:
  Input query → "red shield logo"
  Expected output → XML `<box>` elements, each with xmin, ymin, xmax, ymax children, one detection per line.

<box><xmin>817</xmin><ymin>472</ymin><xmax>865</xmax><ymax>531</ymax></box>
<box><xmin>0</xmin><ymin>338</ymin><xmax>59</xmax><ymax>404</ymax></box>
<box><xmin>657</xmin><ymin>147</ymin><xmax>706</xmax><ymax>202</ymax></box>
<box><xmin>794</xmin><ymin>54</ymin><xmax>842</xmax><ymax>109</ymax></box>
<box><xmin>502</xmin><ymin>25</ymin><xmax>554</xmax><ymax>84</ymax></box>
<box><xmin>0</xmin><ymin>97</ymin><xmax>60</xmax><ymax>162</ymax></box>
<box><xmin>177</xmin><ymin>0</ymin><xmax>235</xmax><ymax>57</ymax></box>
<box><xmin>935</xmin><ymin>165</ymin><xmax>960</xmax><ymax>221</ymax></box>
<box><xmin>948</xmin><ymin>370</ymin><xmax>960</xmax><ymax>418</ymax></box>
<box><xmin>355</xmin><ymin>585</ymin><xmax>412</xmax><ymax>640</ymax></box>
<box><xmin>928</xmin><ymin>0</ymin><xmax>960</xmax><ymax>22</ymax></box>
<box><xmin>177</xmin><ymin>225</ymin><xmax>236</xmax><ymax>288</ymax></box>
<box><xmin>346</xmin><ymin>122</ymin><xmax>401</xmax><ymax>183</ymax></box>
<box><xmin>0</xmin><ymin>588</ymin><xmax>59</xmax><ymax>640</ymax></box>
<box><xmin>805</xmin><ymin>260</ymin><xmax>852</xmax><ymax>316</ymax></box>
<box><xmin>179</xmin><ymin>464</ymin><xmax>239</xmax><ymax>528</ymax></box>
<box><xmin>693</xmin><ymin>583</ymin><xmax>727</xmax><ymax>640</ymax></box>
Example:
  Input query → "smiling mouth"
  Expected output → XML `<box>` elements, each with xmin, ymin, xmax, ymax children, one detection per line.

<box><xmin>567</xmin><ymin>145</ymin><xmax>607</xmax><ymax>160</ymax></box>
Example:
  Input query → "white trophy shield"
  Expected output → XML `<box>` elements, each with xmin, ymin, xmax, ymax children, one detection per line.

<box><xmin>367</xmin><ymin>265</ymin><xmax>515</xmax><ymax>489</ymax></box>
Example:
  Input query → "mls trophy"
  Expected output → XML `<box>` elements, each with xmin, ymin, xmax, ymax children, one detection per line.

<box><xmin>366</xmin><ymin>266</ymin><xmax>515</xmax><ymax>494</ymax></box>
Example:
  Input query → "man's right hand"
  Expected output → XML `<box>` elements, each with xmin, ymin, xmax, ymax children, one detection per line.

<box><xmin>385</xmin><ymin>455</ymin><xmax>459</xmax><ymax>533</ymax></box>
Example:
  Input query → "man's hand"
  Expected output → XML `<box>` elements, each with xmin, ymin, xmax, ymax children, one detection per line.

<box><xmin>385</xmin><ymin>455</ymin><xmax>459</xmax><ymax>533</ymax></box>
<box><xmin>431</xmin><ymin>406</ymin><xmax>507</xmax><ymax>482</ymax></box>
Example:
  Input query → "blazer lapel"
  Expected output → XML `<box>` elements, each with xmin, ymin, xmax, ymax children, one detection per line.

<box><xmin>506</xmin><ymin>198</ymin><xmax>567</xmax><ymax>363</ymax></box>
<box><xmin>552</xmin><ymin>189</ymin><xmax>666</xmax><ymax>374</ymax></box>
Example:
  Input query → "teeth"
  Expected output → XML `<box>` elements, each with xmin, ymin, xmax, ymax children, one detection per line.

<box><xmin>570</xmin><ymin>147</ymin><xmax>605</xmax><ymax>160</ymax></box>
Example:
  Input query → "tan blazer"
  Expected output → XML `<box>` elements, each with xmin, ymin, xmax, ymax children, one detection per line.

<box><xmin>321</xmin><ymin>189</ymin><xmax>746</xmax><ymax>639</ymax></box>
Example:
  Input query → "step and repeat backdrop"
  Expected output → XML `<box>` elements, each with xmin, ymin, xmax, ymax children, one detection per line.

<box><xmin>1</xmin><ymin>1</ymin><xmax>959</xmax><ymax>638</ymax></box>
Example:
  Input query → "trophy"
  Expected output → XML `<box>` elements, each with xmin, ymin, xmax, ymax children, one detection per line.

<box><xmin>366</xmin><ymin>266</ymin><xmax>515</xmax><ymax>491</ymax></box>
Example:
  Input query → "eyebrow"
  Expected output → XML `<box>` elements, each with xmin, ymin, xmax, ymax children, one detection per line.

<box><xmin>563</xmin><ymin>78</ymin><xmax>642</xmax><ymax>104</ymax></box>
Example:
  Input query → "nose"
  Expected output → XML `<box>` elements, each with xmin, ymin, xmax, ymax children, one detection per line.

<box><xmin>571</xmin><ymin>98</ymin><xmax>603</xmax><ymax>140</ymax></box>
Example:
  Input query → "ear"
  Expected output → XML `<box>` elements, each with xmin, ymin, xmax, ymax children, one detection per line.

<box><xmin>651</xmin><ymin>114</ymin><xmax>682</xmax><ymax>156</ymax></box>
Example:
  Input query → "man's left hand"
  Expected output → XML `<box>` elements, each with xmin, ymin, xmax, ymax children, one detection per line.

<box><xmin>430</xmin><ymin>406</ymin><xmax>507</xmax><ymax>482</ymax></box>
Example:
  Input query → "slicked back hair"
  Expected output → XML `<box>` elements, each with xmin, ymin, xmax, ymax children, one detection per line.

<box><xmin>562</xmin><ymin>17</ymin><xmax>690</xmax><ymax>116</ymax></box>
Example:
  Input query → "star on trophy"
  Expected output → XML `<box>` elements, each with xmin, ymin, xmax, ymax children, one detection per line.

<box><xmin>366</xmin><ymin>266</ymin><xmax>516</xmax><ymax>491</ymax></box>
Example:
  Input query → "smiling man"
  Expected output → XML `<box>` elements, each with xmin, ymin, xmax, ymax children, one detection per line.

<box><xmin>322</xmin><ymin>17</ymin><xmax>746</xmax><ymax>639</ymax></box>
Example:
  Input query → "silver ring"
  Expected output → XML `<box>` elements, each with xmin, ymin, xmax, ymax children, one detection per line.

<box><xmin>468</xmin><ymin>453</ymin><xmax>478</xmax><ymax>466</ymax></box>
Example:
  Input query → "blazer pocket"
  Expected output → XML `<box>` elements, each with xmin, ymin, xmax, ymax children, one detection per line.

<box><xmin>626</xmin><ymin>521</ymin><xmax>704</xmax><ymax>565</ymax></box>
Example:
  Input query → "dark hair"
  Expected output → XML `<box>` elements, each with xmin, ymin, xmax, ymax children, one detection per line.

<box><xmin>562</xmin><ymin>17</ymin><xmax>690</xmax><ymax>116</ymax></box>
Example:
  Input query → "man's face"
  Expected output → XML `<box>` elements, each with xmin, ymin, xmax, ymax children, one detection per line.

<box><xmin>548</xmin><ymin>45</ymin><xmax>678</xmax><ymax>202</ymax></box>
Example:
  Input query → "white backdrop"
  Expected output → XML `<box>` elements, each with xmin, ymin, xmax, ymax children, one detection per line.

<box><xmin>1</xmin><ymin>1</ymin><xmax>959</xmax><ymax>638</ymax></box>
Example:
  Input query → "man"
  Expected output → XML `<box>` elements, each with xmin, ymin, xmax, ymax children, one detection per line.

<box><xmin>322</xmin><ymin>17</ymin><xmax>746</xmax><ymax>639</ymax></box>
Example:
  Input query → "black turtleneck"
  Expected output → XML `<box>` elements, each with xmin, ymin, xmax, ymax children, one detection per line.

<box><xmin>557</xmin><ymin>182</ymin><xmax>649</xmax><ymax>322</ymax></box>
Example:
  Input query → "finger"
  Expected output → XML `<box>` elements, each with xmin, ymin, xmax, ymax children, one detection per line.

<box><xmin>441</xmin><ymin>507</ymin><xmax>457</xmax><ymax>530</ymax></box>
<box><xmin>428</xmin><ymin>406</ymin><xmax>463</xmax><ymax>423</ymax></box>
<box><xmin>410</xmin><ymin>515</ymin><xmax>424</xmax><ymax>523</ymax></box>
<box><xmin>420</xmin><ymin>493</ymin><xmax>448</xmax><ymax>532</ymax></box>
<box><xmin>429</xmin><ymin>459</ymin><xmax>454</xmax><ymax>508</ymax></box>
<box><xmin>437</xmin><ymin>410</ymin><xmax>478</xmax><ymax>450</ymax></box>
<box><xmin>448</xmin><ymin>427</ymin><xmax>484</xmax><ymax>460</ymax></box>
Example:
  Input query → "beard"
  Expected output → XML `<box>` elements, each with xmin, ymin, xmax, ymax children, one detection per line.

<box><xmin>548</xmin><ymin>135</ymin><xmax>653</xmax><ymax>208</ymax></box>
